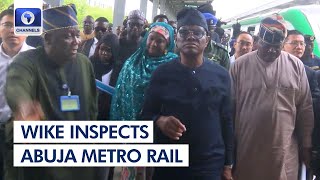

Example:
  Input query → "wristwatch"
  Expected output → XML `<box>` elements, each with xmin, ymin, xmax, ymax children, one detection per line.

<box><xmin>224</xmin><ymin>165</ymin><xmax>233</xmax><ymax>169</ymax></box>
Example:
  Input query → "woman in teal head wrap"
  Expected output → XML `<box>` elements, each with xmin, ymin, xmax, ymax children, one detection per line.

<box><xmin>110</xmin><ymin>22</ymin><xmax>177</xmax><ymax>121</ymax></box>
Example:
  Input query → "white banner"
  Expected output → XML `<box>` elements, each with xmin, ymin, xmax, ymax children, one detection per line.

<box><xmin>14</xmin><ymin>144</ymin><xmax>189</xmax><ymax>167</ymax></box>
<box><xmin>14</xmin><ymin>121</ymin><xmax>154</xmax><ymax>143</ymax></box>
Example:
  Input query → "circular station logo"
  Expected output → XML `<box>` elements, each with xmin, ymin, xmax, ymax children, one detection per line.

<box><xmin>21</xmin><ymin>11</ymin><xmax>35</xmax><ymax>25</ymax></box>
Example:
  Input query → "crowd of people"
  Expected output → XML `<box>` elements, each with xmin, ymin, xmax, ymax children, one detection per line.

<box><xmin>0</xmin><ymin>2</ymin><xmax>320</xmax><ymax>180</ymax></box>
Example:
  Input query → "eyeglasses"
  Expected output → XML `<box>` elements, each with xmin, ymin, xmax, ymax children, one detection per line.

<box><xmin>95</xmin><ymin>27</ymin><xmax>107</xmax><ymax>32</ymax></box>
<box><xmin>178</xmin><ymin>29</ymin><xmax>206</xmax><ymax>39</ymax></box>
<box><xmin>0</xmin><ymin>22</ymin><xmax>14</xmax><ymax>30</ymax></box>
<box><xmin>285</xmin><ymin>41</ymin><xmax>306</xmax><ymax>47</ymax></box>
<box><xmin>236</xmin><ymin>41</ymin><xmax>252</xmax><ymax>47</ymax></box>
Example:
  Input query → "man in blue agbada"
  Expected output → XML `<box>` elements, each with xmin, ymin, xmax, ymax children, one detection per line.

<box><xmin>142</xmin><ymin>8</ymin><xmax>233</xmax><ymax>180</ymax></box>
<box><xmin>110</xmin><ymin>22</ymin><xmax>177</xmax><ymax>121</ymax></box>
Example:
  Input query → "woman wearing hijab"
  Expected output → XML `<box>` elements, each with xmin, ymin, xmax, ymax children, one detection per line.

<box><xmin>110</xmin><ymin>22</ymin><xmax>177</xmax><ymax>180</ymax></box>
<box><xmin>110</xmin><ymin>22</ymin><xmax>177</xmax><ymax>120</ymax></box>
<box><xmin>90</xmin><ymin>33</ymin><xmax>119</xmax><ymax>120</ymax></box>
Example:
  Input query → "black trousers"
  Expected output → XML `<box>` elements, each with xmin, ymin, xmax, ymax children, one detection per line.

<box><xmin>0</xmin><ymin>123</ymin><xmax>5</xmax><ymax>180</ymax></box>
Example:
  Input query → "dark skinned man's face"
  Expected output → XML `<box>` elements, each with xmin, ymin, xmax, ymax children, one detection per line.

<box><xmin>127</xmin><ymin>18</ymin><xmax>144</xmax><ymax>40</ymax></box>
<box><xmin>257</xmin><ymin>40</ymin><xmax>282</xmax><ymax>62</ymax></box>
<box><xmin>83</xmin><ymin>16</ymin><xmax>94</xmax><ymax>34</ymax></box>
<box><xmin>176</xmin><ymin>25</ymin><xmax>209</xmax><ymax>56</ymax></box>
<box><xmin>46</xmin><ymin>27</ymin><xmax>80</xmax><ymax>61</ymax></box>
<box><xmin>94</xmin><ymin>21</ymin><xmax>108</xmax><ymax>40</ymax></box>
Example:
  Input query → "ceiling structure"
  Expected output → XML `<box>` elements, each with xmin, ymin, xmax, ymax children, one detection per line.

<box><xmin>223</xmin><ymin>0</ymin><xmax>320</xmax><ymax>22</ymax></box>
<box><xmin>150</xmin><ymin>0</ymin><xmax>319</xmax><ymax>22</ymax></box>
<box><xmin>151</xmin><ymin>0</ymin><xmax>213</xmax><ymax>16</ymax></box>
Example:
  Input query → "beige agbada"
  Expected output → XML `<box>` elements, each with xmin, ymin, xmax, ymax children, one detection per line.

<box><xmin>230</xmin><ymin>51</ymin><xmax>314</xmax><ymax>180</ymax></box>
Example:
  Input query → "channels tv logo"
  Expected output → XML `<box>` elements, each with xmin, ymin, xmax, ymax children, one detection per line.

<box><xmin>21</xmin><ymin>11</ymin><xmax>35</xmax><ymax>25</ymax></box>
<box><xmin>15</xmin><ymin>8</ymin><xmax>42</xmax><ymax>35</ymax></box>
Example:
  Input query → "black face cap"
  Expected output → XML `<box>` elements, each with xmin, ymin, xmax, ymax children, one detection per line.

<box><xmin>304</xmin><ymin>35</ymin><xmax>315</xmax><ymax>44</ymax></box>
<box><xmin>197</xmin><ymin>3</ymin><xmax>216</xmax><ymax>16</ymax></box>
<box><xmin>177</xmin><ymin>7</ymin><xmax>208</xmax><ymax>32</ymax></box>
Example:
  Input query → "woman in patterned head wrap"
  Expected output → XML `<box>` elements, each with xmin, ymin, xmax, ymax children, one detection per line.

<box><xmin>110</xmin><ymin>21</ymin><xmax>177</xmax><ymax>180</ymax></box>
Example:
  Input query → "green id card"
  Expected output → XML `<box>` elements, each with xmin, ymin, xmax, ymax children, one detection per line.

<box><xmin>60</xmin><ymin>95</ymin><xmax>80</xmax><ymax>111</ymax></box>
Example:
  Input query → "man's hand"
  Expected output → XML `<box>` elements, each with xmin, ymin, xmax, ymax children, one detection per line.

<box><xmin>221</xmin><ymin>166</ymin><xmax>233</xmax><ymax>180</ymax></box>
<box><xmin>303</xmin><ymin>147</ymin><xmax>312</xmax><ymax>169</ymax></box>
<box><xmin>156</xmin><ymin>116</ymin><xmax>186</xmax><ymax>140</ymax></box>
<box><xmin>15</xmin><ymin>101</ymin><xmax>44</xmax><ymax>120</ymax></box>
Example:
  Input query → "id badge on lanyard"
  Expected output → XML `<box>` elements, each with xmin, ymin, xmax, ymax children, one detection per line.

<box><xmin>59</xmin><ymin>79</ymin><xmax>80</xmax><ymax>112</ymax></box>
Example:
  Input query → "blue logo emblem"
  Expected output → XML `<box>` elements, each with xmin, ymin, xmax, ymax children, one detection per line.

<box><xmin>15</xmin><ymin>8</ymin><xmax>42</xmax><ymax>35</ymax></box>
<box><xmin>15</xmin><ymin>8</ymin><xmax>41</xmax><ymax>27</ymax></box>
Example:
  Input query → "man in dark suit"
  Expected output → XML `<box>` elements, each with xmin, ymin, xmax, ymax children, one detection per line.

<box><xmin>79</xmin><ymin>17</ymin><xmax>109</xmax><ymax>58</ymax></box>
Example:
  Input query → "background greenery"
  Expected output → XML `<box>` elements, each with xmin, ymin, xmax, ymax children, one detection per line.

<box><xmin>0</xmin><ymin>0</ymin><xmax>13</xmax><ymax>12</ymax></box>
<box><xmin>64</xmin><ymin>0</ymin><xmax>113</xmax><ymax>28</ymax></box>
<box><xmin>0</xmin><ymin>0</ymin><xmax>114</xmax><ymax>29</ymax></box>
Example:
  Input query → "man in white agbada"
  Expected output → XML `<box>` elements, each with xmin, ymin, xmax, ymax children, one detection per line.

<box><xmin>230</xmin><ymin>15</ymin><xmax>314</xmax><ymax>180</ymax></box>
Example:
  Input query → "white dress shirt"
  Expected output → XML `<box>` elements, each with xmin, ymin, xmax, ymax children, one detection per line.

<box><xmin>88</xmin><ymin>37</ymin><xmax>98</xmax><ymax>58</ymax></box>
<box><xmin>230</xmin><ymin>55</ymin><xmax>236</xmax><ymax>65</ymax></box>
<box><xmin>0</xmin><ymin>42</ymin><xmax>34</xmax><ymax>122</ymax></box>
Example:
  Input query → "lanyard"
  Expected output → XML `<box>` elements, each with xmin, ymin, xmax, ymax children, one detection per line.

<box><xmin>58</xmin><ymin>68</ymin><xmax>75</xmax><ymax>119</ymax></box>
<box><xmin>59</xmin><ymin>68</ymin><xmax>71</xmax><ymax>96</ymax></box>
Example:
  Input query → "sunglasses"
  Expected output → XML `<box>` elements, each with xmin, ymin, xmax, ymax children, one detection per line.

<box><xmin>178</xmin><ymin>29</ymin><xmax>206</xmax><ymax>39</ymax></box>
<box><xmin>95</xmin><ymin>27</ymin><xmax>107</xmax><ymax>32</ymax></box>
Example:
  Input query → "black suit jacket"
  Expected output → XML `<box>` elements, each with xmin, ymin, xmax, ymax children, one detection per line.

<box><xmin>79</xmin><ymin>38</ymin><xmax>95</xmax><ymax>57</ymax></box>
